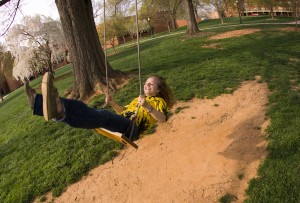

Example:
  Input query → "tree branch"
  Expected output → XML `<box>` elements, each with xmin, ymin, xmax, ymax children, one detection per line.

<box><xmin>114</xmin><ymin>0</ymin><xmax>124</xmax><ymax>15</ymax></box>
<box><xmin>0</xmin><ymin>0</ymin><xmax>21</xmax><ymax>37</ymax></box>
<box><xmin>0</xmin><ymin>0</ymin><xmax>11</xmax><ymax>7</ymax></box>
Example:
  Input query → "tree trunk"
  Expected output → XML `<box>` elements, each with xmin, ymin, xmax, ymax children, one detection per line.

<box><xmin>55</xmin><ymin>0</ymin><xmax>123</xmax><ymax>100</ymax></box>
<box><xmin>169</xmin><ymin>14</ymin><xmax>177</xmax><ymax>31</ymax></box>
<box><xmin>218</xmin><ymin>9</ymin><xmax>224</xmax><ymax>24</ymax></box>
<box><xmin>185</xmin><ymin>0</ymin><xmax>200</xmax><ymax>35</ymax></box>
<box><xmin>270</xmin><ymin>7</ymin><xmax>274</xmax><ymax>19</ymax></box>
<box><xmin>110</xmin><ymin>38</ymin><xmax>116</xmax><ymax>53</ymax></box>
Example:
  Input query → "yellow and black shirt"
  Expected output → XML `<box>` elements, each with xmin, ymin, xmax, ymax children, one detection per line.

<box><xmin>120</xmin><ymin>96</ymin><xmax>168</xmax><ymax>134</ymax></box>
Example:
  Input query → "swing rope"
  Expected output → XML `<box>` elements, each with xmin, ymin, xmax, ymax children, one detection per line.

<box><xmin>134</xmin><ymin>0</ymin><xmax>142</xmax><ymax>96</ymax></box>
<box><xmin>101</xmin><ymin>0</ymin><xmax>142</xmax><ymax>143</ymax></box>
<box><xmin>103</xmin><ymin>0</ymin><xmax>109</xmax><ymax>97</ymax></box>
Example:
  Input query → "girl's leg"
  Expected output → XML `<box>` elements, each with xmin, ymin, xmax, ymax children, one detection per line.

<box><xmin>32</xmin><ymin>94</ymin><xmax>139</xmax><ymax>141</ymax></box>
<box><xmin>62</xmin><ymin>98</ymin><xmax>139</xmax><ymax>139</ymax></box>
<box><xmin>33</xmin><ymin>94</ymin><xmax>43</xmax><ymax>116</ymax></box>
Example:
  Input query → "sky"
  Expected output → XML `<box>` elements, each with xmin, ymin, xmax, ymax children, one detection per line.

<box><xmin>0</xmin><ymin>0</ymin><xmax>59</xmax><ymax>43</ymax></box>
<box><xmin>16</xmin><ymin>0</ymin><xmax>59</xmax><ymax>22</ymax></box>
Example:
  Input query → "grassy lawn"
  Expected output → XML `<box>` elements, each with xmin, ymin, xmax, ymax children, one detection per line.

<box><xmin>0</xmin><ymin>16</ymin><xmax>299</xmax><ymax>202</ymax></box>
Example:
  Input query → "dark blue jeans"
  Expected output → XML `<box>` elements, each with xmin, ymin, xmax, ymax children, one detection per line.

<box><xmin>33</xmin><ymin>94</ymin><xmax>139</xmax><ymax>141</ymax></box>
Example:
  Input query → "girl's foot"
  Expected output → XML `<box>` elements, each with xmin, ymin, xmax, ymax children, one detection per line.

<box><xmin>42</xmin><ymin>72</ymin><xmax>59</xmax><ymax>121</ymax></box>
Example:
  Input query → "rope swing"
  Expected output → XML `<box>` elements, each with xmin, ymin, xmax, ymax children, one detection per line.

<box><xmin>103</xmin><ymin>0</ymin><xmax>109</xmax><ymax>97</ymax></box>
<box><xmin>134</xmin><ymin>0</ymin><xmax>143</xmax><ymax>96</ymax></box>
<box><xmin>95</xmin><ymin>0</ymin><xmax>143</xmax><ymax>149</ymax></box>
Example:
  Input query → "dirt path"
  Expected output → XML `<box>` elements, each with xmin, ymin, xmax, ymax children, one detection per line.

<box><xmin>43</xmin><ymin>77</ymin><xmax>269</xmax><ymax>203</ymax></box>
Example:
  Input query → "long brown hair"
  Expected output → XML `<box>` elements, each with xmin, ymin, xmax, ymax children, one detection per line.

<box><xmin>150</xmin><ymin>75</ymin><xmax>175</xmax><ymax>108</ymax></box>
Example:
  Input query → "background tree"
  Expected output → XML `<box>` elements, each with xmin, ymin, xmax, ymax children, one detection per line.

<box><xmin>0</xmin><ymin>46</ymin><xmax>14</xmax><ymax>79</ymax></box>
<box><xmin>191</xmin><ymin>0</ymin><xmax>203</xmax><ymax>18</ymax></box>
<box><xmin>142</xmin><ymin>0</ymin><xmax>184</xmax><ymax>32</ymax></box>
<box><xmin>185</xmin><ymin>0</ymin><xmax>200</xmax><ymax>34</ymax></box>
<box><xmin>97</xmin><ymin>20</ymin><xmax>118</xmax><ymax>53</ymax></box>
<box><xmin>0</xmin><ymin>44</ymin><xmax>5</xmax><ymax>98</ymax></box>
<box><xmin>234</xmin><ymin>0</ymin><xmax>243</xmax><ymax>23</ymax></box>
<box><xmin>123</xmin><ymin>16</ymin><xmax>138</xmax><ymax>41</ymax></box>
<box><xmin>0</xmin><ymin>44</ymin><xmax>14</xmax><ymax>98</ymax></box>
<box><xmin>260</xmin><ymin>0</ymin><xmax>277</xmax><ymax>19</ymax></box>
<box><xmin>292</xmin><ymin>0</ymin><xmax>299</xmax><ymax>28</ymax></box>
<box><xmin>209</xmin><ymin>0</ymin><xmax>226</xmax><ymax>23</ymax></box>
<box><xmin>138</xmin><ymin>19</ymin><xmax>150</xmax><ymax>38</ymax></box>
<box><xmin>190</xmin><ymin>0</ymin><xmax>216</xmax><ymax>19</ymax></box>
<box><xmin>112</xmin><ymin>14</ymin><xmax>130</xmax><ymax>44</ymax></box>
<box><xmin>6</xmin><ymin>15</ymin><xmax>66</xmax><ymax>81</ymax></box>
<box><xmin>162</xmin><ymin>0</ymin><xmax>185</xmax><ymax>30</ymax></box>
<box><xmin>100</xmin><ymin>1</ymin><xmax>131</xmax><ymax>45</ymax></box>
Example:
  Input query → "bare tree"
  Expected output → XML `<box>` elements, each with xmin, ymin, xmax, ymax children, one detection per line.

<box><xmin>0</xmin><ymin>46</ymin><xmax>5</xmax><ymax>101</ymax></box>
<box><xmin>185</xmin><ymin>0</ymin><xmax>200</xmax><ymax>34</ymax></box>
<box><xmin>210</xmin><ymin>0</ymin><xmax>226</xmax><ymax>24</ymax></box>
<box><xmin>143</xmin><ymin>0</ymin><xmax>184</xmax><ymax>32</ymax></box>
<box><xmin>265</xmin><ymin>0</ymin><xmax>276</xmax><ymax>19</ymax></box>
<box><xmin>294</xmin><ymin>0</ymin><xmax>299</xmax><ymax>29</ymax></box>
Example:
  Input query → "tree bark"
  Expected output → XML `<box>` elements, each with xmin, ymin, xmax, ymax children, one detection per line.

<box><xmin>270</xmin><ymin>7</ymin><xmax>274</xmax><ymax>19</ymax></box>
<box><xmin>55</xmin><ymin>0</ymin><xmax>123</xmax><ymax>100</ymax></box>
<box><xmin>185</xmin><ymin>0</ymin><xmax>200</xmax><ymax>35</ymax></box>
<box><xmin>169</xmin><ymin>14</ymin><xmax>177</xmax><ymax>31</ymax></box>
<box><xmin>218</xmin><ymin>9</ymin><xmax>224</xmax><ymax>24</ymax></box>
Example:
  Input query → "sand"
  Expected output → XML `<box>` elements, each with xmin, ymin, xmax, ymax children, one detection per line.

<box><xmin>42</xmin><ymin>77</ymin><xmax>269</xmax><ymax>203</ymax></box>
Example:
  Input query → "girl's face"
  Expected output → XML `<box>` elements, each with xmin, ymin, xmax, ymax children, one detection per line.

<box><xmin>144</xmin><ymin>77</ymin><xmax>159</xmax><ymax>96</ymax></box>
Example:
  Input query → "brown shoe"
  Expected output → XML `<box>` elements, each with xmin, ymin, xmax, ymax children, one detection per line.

<box><xmin>24</xmin><ymin>81</ymin><xmax>36</xmax><ymax>109</ymax></box>
<box><xmin>42</xmin><ymin>72</ymin><xmax>59</xmax><ymax>121</ymax></box>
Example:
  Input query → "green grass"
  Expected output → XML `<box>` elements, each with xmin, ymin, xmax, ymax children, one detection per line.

<box><xmin>219</xmin><ymin>193</ymin><xmax>238</xmax><ymax>203</ymax></box>
<box><xmin>0</xmin><ymin>16</ymin><xmax>300</xmax><ymax>202</ymax></box>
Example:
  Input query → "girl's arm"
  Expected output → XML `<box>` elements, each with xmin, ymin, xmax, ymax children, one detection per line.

<box><xmin>138</xmin><ymin>95</ymin><xmax>166</xmax><ymax>123</ymax></box>
<box><xmin>106</xmin><ymin>95</ymin><xmax>125</xmax><ymax>113</ymax></box>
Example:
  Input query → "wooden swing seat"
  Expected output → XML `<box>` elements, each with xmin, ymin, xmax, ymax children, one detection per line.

<box><xmin>94</xmin><ymin>128</ymin><xmax>138</xmax><ymax>149</ymax></box>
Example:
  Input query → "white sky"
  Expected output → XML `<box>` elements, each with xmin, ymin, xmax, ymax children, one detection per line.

<box><xmin>17</xmin><ymin>0</ymin><xmax>59</xmax><ymax>21</ymax></box>
<box><xmin>0</xmin><ymin>0</ymin><xmax>59</xmax><ymax>43</ymax></box>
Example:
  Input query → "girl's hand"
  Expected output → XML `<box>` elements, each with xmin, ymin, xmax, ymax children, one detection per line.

<box><xmin>105</xmin><ymin>94</ymin><xmax>114</xmax><ymax>105</ymax></box>
<box><xmin>138</xmin><ymin>95</ymin><xmax>153</xmax><ymax>112</ymax></box>
<box><xmin>138</xmin><ymin>95</ymin><xmax>147</xmax><ymax>107</ymax></box>
<box><xmin>106</xmin><ymin>94</ymin><xmax>124</xmax><ymax>113</ymax></box>
<box><xmin>138</xmin><ymin>95</ymin><xmax>166</xmax><ymax>122</ymax></box>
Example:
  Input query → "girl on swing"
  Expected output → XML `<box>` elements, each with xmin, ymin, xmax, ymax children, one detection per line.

<box><xmin>25</xmin><ymin>72</ymin><xmax>175</xmax><ymax>141</ymax></box>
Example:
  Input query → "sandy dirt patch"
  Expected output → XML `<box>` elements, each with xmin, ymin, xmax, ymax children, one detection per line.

<box><xmin>279</xmin><ymin>27</ymin><xmax>300</xmax><ymax>32</ymax></box>
<box><xmin>209</xmin><ymin>29</ymin><xmax>261</xmax><ymax>40</ymax></box>
<box><xmin>40</xmin><ymin>78</ymin><xmax>269</xmax><ymax>203</ymax></box>
<box><xmin>202</xmin><ymin>43</ymin><xmax>222</xmax><ymax>49</ymax></box>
